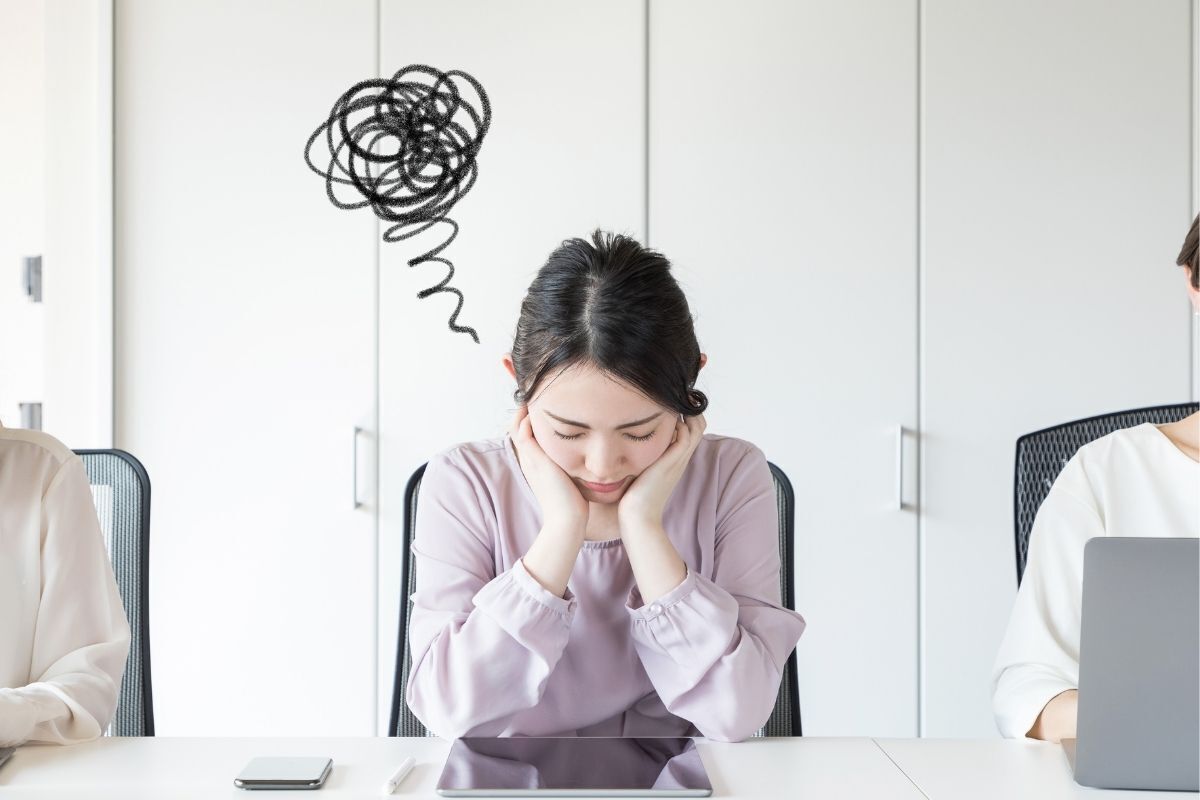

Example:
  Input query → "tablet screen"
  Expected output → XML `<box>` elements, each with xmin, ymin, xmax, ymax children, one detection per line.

<box><xmin>435</xmin><ymin>736</ymin><xmax>712</xmax><ymax>797</ymax></box>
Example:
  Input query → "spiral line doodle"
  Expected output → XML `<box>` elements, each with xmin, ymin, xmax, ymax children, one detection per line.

<box><xmin>305</xmin><ymin>64</ymin><xmax>491</xmax><ymax>343</ymax></box>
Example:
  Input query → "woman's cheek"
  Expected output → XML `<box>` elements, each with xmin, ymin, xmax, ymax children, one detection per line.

<box><xmin>638</xmin><ymin>434</ymin><xmax>676</xmax><ymax>472</ymax></box>
<box><xmin>532</xmin><ymin>424</ymin><xmax>573</xmax><ymax>470</ymax></box>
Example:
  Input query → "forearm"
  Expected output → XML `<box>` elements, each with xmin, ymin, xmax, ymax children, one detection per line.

<box><xmin>1027</xmin><ymin>689</ymin><xmax>1077</xmax><ymax>742</ymax></box>
<box><xmin>626</xmin><ymin>571</ymin><xmax>806</xmax><ymax>742</ymax></box>
<box><xmin>619</xmin><ymin>518</ymin><xmax>688</xmax><ymax>605</ymax></box>
<box><xmin>407</xmin><ymin>559</ymin><xmax>577</xmax><ymax>739</ymax></box>
<box><xmin>521</xmin><ymin>521</ymin><xmax>585</xmax><ymax>598</ymax></box>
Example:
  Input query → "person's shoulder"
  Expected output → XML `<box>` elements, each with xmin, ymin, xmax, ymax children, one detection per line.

<box><xmin>1071</xmin><ymin>422</ymin><xmax>1172</xmax><ymax>472</ymax></box>
<box><xmin>695</xmin><ymin>432</ymin><xmax>764</xmax><ymax>460</ymax></box>
<box><xmin>692</xmin><ymin>432</ymin><xmax>772</xmax><ymax>486</ymax></box>
<box><xmin>422</xmin><ymin>435</ymin><xmax>511</xmax><ymax>484</ymax></box>
<box><xmin>0</xmin><ymin>426</ymin><xmax>83</xmax><ymax>497</ymax></box>
<box><xmin>0</xmin><ymin>425</ymin><xmax>78</xmax><ymax>470</ymax></box>
<box><xmin>1049</xmin><ymin>422</ymin><xmax>1181</xmax><ymax>508</ymax></box>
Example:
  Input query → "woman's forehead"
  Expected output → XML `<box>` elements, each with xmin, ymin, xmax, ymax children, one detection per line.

<box><xmin>534</xmin><ymin>364</ymin><xmax>659</xmax><ymax>414</ymax></box>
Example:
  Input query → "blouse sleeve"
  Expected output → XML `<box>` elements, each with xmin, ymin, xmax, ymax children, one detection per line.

<box><xmin>0</xmin><ymin>457</ymin><xmax>131</xmax><ymax>747</ymax></box>
<box><xmin>404</xmin><ymin>453</ymin><xmax>576</xmax><ymax>739</ymax></box>
<box><xmin>624</xmin><ymin>442</ymin><xmax>806</xmax><ymax>742</ymax></box>
<box><xmin>991</xmin><ymin>457</ymin><xmax>1098</xmax><ymax>738</ymax></box>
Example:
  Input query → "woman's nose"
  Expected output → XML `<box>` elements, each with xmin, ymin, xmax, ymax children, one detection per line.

<box><xmin>584</xmin><ymin>439</ymin><xmax>625</xmax><ymax>479</ymax></box>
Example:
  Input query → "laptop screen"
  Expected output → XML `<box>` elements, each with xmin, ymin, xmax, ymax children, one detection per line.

<box><xmin>435</xmin><ymin>736</ymin><xmax>713</xmax><ymax>796</ymax></box>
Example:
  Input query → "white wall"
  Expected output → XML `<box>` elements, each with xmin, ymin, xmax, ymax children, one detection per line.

<box><xmin>0</xmin><ymin>0</ymin><xmax>112</xmax><ymax>446</ymax></box>
<box><xmin>0</xmin><ymin>0</ymin><xmax>46</xmax><ymax>429</ymax></box>
<box><xmin>42</xmin><ymin>0</ymin><xmax>113</xmax><ymax>447</ymax></box>
<box><xmin>115</xmin><ymin>0</ymin><xmax>379</xmax><ymax>735</ymax></box>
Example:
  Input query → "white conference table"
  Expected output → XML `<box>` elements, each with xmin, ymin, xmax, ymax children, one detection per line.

<box><xmin>0</xmin><ymin>736</ymin><xmax>1193</xmax><ymax>799</ymax></box>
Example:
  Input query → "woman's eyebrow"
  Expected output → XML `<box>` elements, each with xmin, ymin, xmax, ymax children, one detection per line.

<box><xmin>544</xmin><ymin>411</ymin><xmax>662</xmax><ymax>430</ymax></box>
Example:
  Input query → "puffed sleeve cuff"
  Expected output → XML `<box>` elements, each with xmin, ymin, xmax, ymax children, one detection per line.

<box><xmin>0</xmin><ymin>684</ymin><xmax>102</xmax><ymax>747</ymax></box>
<box><xmin>0</xmin><ymin>690</ymin><xmax>41</xmax><ymax>747</ymax></box>
<box><xmin>470</xmin><ymin>559</ymin><xmax>578</xmax><ymax>656</ymax></box>
<box><xmin>626</xmin><ymin>568</ymin><xmax>700</xmax><ymax>618</ymax></box>
<box><xmin>993</xmin><ymin>667</ymin><xmax>1077</xmax><ymax>739</ymax></box>
<box><xmin>625</xmin><ymin>568</ymin><xmax>740</xmax><ymax>663</ymax></box>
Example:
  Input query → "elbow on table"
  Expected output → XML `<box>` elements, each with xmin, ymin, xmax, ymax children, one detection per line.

<box><xmin>406</xmin><ymin>697</ymin><xmax>476</xmax><ymax>741</ymax></box>
<box><xmin>406</xmin><ymin>683</ymin><xmax>506</xmax><ymax>741</ymax></box>
<box><xmin>693</xmin><ymin>715</ymin><xmax>763</xmax><ymax>743</ymax></box>
<box><xmin>688</xmin><ymin>698</ymin><xmax>776</xmax><ymax>743</ymax></box>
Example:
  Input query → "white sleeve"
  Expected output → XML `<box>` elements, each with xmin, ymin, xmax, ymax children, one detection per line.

<box><xmin>991</xmin><ymin>458</ymin><xmax>1100</xmax><ymax>738</ymax></box>
<box><xmin>0</xmin><ymin>457</ymin><xmax>131</xmax><ymax>746</ymax></box>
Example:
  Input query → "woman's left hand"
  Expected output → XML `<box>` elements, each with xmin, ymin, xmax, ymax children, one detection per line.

<box><xmin>618</xmin><ymin>413</ymin><xmax>707</xmax><ymax>527</ymax></box>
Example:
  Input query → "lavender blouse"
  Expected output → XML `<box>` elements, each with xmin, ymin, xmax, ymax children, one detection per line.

<box><xmin>405</xmin><ymin>431</ymin><xmax>806</xmax><ymax>742</ymax></box>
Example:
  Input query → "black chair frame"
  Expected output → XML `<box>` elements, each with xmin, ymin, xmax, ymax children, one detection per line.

<box><xmin>75</xmin><ymin>448</ymin><xmax>155</xmax><ymax>736</ymax></box>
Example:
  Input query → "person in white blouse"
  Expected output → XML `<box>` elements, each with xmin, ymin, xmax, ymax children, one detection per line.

<box><xmin>0</xmin><ymin>423</ymin><xmax>131</xmax><ymax>746</ymax></box>
<box><xmin>992</xmin><ymin>214</ymin><xmax>1200</xmax><ymax>742</ymax></box>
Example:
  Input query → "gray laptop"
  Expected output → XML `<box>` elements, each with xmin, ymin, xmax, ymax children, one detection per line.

<box><xmin>1062</xmin><ymin>537</ymin><xmax>1199</xmax><ymax>791</ymax></box>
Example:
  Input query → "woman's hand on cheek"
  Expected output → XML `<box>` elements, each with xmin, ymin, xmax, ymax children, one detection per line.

<box><xmin>510</xmin><ymin>404</ymin><xmax>590</xmax><ymax>533</ymax></box>
<box><xmin>617</xmin><ymin>413</ymin><xmax>706</xmax><ymax>527</ymax></box>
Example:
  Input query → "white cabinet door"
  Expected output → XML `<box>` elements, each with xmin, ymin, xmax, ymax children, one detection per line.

<box><xmin>649</xmin><ymin>0</ymin><xmax>920</xmax><ymax>736</ymax></box>
<box><xmin>921</xmin><ymin>0</ymin><xmax>1194</xmax><ymax>736</ymax></box>
<box><xmin>376</xmin><ymin>0</ymin><xmax>647</xmax><ymax>733</ymax></box>
<box><xmin>115</xmin><ymin>0</ymin><xmax>378</xmax><ymax>734</ymax></box>
<box><xmin>0</xmin><ymin>0</ymin><xmax>45</xmax><ymax>430</ymax></box>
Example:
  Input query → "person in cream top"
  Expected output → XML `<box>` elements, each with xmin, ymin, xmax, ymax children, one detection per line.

<box><xmin>992</xmin><ymin>214</ymin><xmax>1200</xmax><ymax>741</ymax></box>
<box><xmin>0</xmin><ymin>423</ymin><xmax>131</xmax><ymax>746</ymax></box>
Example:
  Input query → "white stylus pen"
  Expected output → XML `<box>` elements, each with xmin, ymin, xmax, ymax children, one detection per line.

<box><xmin>382</xmin><ymin>756</ymin><xmax>416</xmax><ymax>794</ymax></box>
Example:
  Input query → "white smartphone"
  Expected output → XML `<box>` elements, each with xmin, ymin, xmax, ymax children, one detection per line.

<box><xmin>234</xmin><ymin>756</ymin><xmax>332</xmax><ymax>790</ymax></box>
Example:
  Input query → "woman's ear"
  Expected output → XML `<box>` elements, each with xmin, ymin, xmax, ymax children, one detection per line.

<box><xmin>698</xmin><ymin>353</ymin><xmax>708</xmax><ymax>371</ymax></box>
<box><xmin>501</xmin><ymin>353</ymin><xmax>518</xmax><ymax>382</ymax></box>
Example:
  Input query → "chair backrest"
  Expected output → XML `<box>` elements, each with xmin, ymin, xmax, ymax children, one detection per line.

<box><xmin>1012</xmin><ymin>402</ymin><xmax>1198</xmax><ymax>585</ymax></box>
<box><xmin>74</xmin><ymin>449</ymin><xmax>155</xmax><ymax>736</ymax></box>
<box><xmin>390</xmin><ymin>459</ymin><xmax>802</xmax><ymax>737</ymax></box>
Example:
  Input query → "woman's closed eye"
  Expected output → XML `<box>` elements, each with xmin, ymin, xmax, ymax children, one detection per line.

<box><xmin>554</xmin><ymin>430</ymin><xmax>656</xmax><ymax>442</ymax></box>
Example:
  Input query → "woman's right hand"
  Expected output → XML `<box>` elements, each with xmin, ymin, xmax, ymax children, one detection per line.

<box><xmin>510</xmin><ymin>404</ymin><xmax>589</xmax><ymax>533</ymax></box>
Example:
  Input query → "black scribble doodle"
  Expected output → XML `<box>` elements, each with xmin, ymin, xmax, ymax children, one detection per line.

<box><xmin>305</xmin><ymin>64</ymin><xmax>491</xmax><ymax>343</ymax></box>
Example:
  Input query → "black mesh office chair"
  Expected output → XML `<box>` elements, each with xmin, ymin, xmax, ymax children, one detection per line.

<box><xmin>390</xmin><ymin>460</ymin><xmax>802</xmax><ymax>737</ymax></box>
<box><xmin>1012</xmin><ymin>402</ymin><xmax>1198</xmax><ymax>585</ymax></box>
<box><xmin>74</xmin><ymin>449</ymin><xmax>155</xmax><ymax>736</ymax></box>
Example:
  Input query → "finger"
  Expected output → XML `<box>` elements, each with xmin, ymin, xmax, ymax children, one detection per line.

<box><xmin>520</xmin><ymin>413</ymin><xmax>532</xmax><ymax>438</ymax></box>
<box><xmin>512</xmin><ymin>404</ymin><xmax>531</xmax><ymax>435</ymax></box>
<box><xmin>671</xmin><ymin>416</ymin><xmax>683</xmax><ymax>444</ymax></box>
<box><xmin>681</xmin><ymin>415</ymin><xmax>703</xmax><ymax>450</ymax></box>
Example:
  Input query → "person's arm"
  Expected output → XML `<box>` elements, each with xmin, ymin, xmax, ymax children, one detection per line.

<box><xmin>992</xmin><ymin>460</ymin><xmax>1100</xmax><ymax>741</ymax></box>
<box><xmin>0</xmin><ymin>457</ymin><xmax>131</xmax><ymax>747</ymax></box>
<box><xmin>404</xmin><ymin>454</ymin><xmax>582</xmax><ymax>739</ymax></box>
<box><xmin>623</xmin><ymin>443</ymin><xmax>806</xmax><ymax>742</ymax></box>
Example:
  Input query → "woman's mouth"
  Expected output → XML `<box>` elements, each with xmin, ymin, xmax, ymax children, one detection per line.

<box><xmin>581</xmin><ymin>478</ymin><xmax>626</xmax><ymax>493</ymax></box>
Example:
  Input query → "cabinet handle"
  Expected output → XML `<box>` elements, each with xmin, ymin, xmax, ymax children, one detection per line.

<box><xmin>353</xmin><ymin>426</ymin><xmax>364</xmax><ymax>509</ymax></box>
<box><xmin>895</xmin><ymin>424</ymin><xmax>908</xmax><ymax>511</ymax></box>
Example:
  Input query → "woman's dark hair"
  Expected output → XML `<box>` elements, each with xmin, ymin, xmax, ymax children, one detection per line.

<box><xmin>1178</xmin><ymin>214</ymin><xmax>1199</xmax><ymax>290</ymax></box>
<box><xmin>509</xmin><ymin>230</ymin><xmax>707</xmax><ymax>417</ymax></box>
